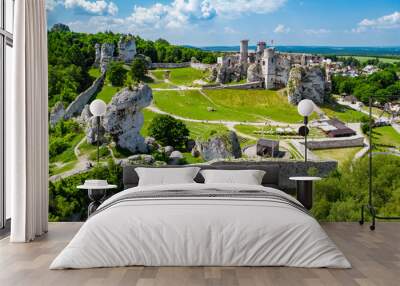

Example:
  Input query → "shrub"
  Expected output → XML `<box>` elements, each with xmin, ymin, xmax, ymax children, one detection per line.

<box><xmin>49</xmin><ymin>159</ymin><xmax>122</xmax><ymax>221</ymax></box>
<box><xmin>130</xmin><ymin>58</ymin><xmax>148</xmax><ymax>82</ymax></box>
<box><xmin>148</xmin><ymin>115</ymin><xmax>189</xmax><ymax>148</ymax></box>
<box><xmin>49</xmin><ymin>138</ymin><xmax>70</xmax><ymax>157</ymax></box>
<box><xmin>107</xmin><ymin>61</ymin><xmax>127</xmax><ymax>86</ymax></box>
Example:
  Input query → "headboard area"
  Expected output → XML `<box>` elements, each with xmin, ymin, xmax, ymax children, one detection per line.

<box><xmin>122</xmin><ymin>164</ymin><xmax>280</xmax><ymax>190</ymax></box>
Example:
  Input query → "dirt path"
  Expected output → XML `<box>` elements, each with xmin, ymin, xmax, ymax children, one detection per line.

<box><xmin>146</xmin><ymin>105</ymin><xmax>302</xmax><ymax>129</ymax></box>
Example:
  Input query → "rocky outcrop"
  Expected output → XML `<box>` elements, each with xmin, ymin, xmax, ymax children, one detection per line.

<box><xmin>118</xmin><ymin>35</ymin><xmax>136</xmax><ymax>63</ymax></box>
<box><xmin>287</xmin><ymin>66</ymin><xmax>327</xmax><ymax>105</ymax></box>
<box><xmin>217</xmin><ymin>63</ymin><xmax>247</xmax><ymax>84</ymax></box>
<box><xmin>193</xmin><ymin>131</ymin><xmax>242</xmax><ymax>161</ymax></box>
<box><xmin>103</xmin><ymin>84</ymin><xmax>153</xmax><ymax>153</ymax></box>
<box><xmin>86</xmin><ymin>116</ymin><xmax>106</xmax><ymax>144</ymax></box>
<box><xmin>100</xmin><ymin>43</ymin><xmax>115</xmax><ymax>73</ymax></box>
<box><xmin>94</xmin><ymin>43</ymin><xmax>101</xmax><ymax>67</ymax></box>
<box><xmin>247</xmin><ymin>63</ymin><xmax>263</xmax><ymax>82</ymax></box>
<box><xmin>79</xmin><ymin>104</ymin><xmax>92</xmax><ymax>124</ymax></box>
<box><xmin>50</xmin><ymin>101</ymin><xmax>65</xmax><ymax>127</ymax></box>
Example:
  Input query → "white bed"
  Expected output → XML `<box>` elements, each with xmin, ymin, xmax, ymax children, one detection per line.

<box><xmin>50</xmin><ymin>183</ymin><xmax>351</xmax><ymax>269</ymax></box>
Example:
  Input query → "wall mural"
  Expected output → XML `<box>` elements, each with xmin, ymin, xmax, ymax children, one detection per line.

<box><xmin>47</xmin><ymin>23</ymin><xmax>400</xmax><ymax>222</ymax></box>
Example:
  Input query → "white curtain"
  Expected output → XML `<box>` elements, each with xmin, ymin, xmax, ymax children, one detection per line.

<box><xmin>9</xmin><ymin>0</ymin><xmax>49</xmax><ymax>242</ymax></box>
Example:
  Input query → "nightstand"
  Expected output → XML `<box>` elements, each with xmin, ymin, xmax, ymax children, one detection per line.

<box><xmin>77</xmin><ymin>181</ymin><xmax>117</xmax><ymax>217</ymax></box>
<box><xmin>289</xmin><ymin>176</ymin><xmax>321</xmax><ymax>210</ymax></box>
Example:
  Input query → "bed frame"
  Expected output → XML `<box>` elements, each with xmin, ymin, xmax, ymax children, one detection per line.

<box><xmin>123</xmin><ymin>164</ymin><xmax>281</xmax><ymax>190</ymax></box>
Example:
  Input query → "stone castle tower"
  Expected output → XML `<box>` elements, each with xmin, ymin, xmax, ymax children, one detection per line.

<box><xmin>118</xmin><ymin>36</ymin><xmax>136</xmax><ymax>63</ymax></box>
<box><xmin>263</xmin><ymin>47</ymin><xmax>276</xmax><ymax>89</ymax></box>
<box><xmin>240</xmin><ymin>40</ymin><xmax>249</xmax><ymax>63</ymax></box>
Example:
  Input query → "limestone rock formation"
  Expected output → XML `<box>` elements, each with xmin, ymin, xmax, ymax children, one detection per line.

<box><xmin>247</xmin><ymin>63</ymin><xmax>263</xmax><ymax>82</ymax></box>
<box><xmin>100</xmin><ymin>43</ymin><xmax>115</xmax><ymax>73</ymax></box>
<box><xmin>287</xmin><ymin>66</ymin><xmax>327</xmax><ymax>105</ymax></box>
<box><xmin>217</xmin><ymin>63</ymin><xmax>246</xmax><ymax>84</ymax></box>
<box><xmin>50</xmin><ymin>101</ymin><xmax>65</xmax><ymax>127</ymax></box>
<box><xmin>193</xmin><ymin>131</ymin><xmax>242</xmax><ymax>161</ymax></box>
<box><xmin>169</xmin><ymin>151</ymin><xmax>183</xmax><ymax>165</ymax></box>
<box><xmin>103</xmin><ymin>84</ymin><xmax>153</xmax><ymax>153</ymax></box>
<box><xmin>128</xmin><ymin>154</ymin><xmax>155</xmax><ymax>165</ymax></box>
<box><xmin>118</xmin><ymin>36</ymin><xmax>136</xmax><ymax>63</ymax></box>
<box><xmin>86</xmin><ymin>116</ymin><xmax>106</xmax><ymax>144</ymax></box>
<box><xmin>79</xmin><ymin>104</ymin><xmax>92</xmax><ymax>124</ymax></box>
<box><xmin>94</xmin><ymin>43</ymin><xmax>101</xmax><ymax>67</ymax></box>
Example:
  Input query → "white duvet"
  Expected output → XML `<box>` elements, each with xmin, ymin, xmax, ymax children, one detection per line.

<box><xmin>50</xmin><ymin>183</ymin><xmax>351</xmax><ymax>269</ymax></box>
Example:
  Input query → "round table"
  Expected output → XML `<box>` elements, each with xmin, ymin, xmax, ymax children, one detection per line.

<box><xmin>77</xmin><ymin>184</ymin><xmax>117</xmax><ymax>217</ymax></box>
<box><xmin>289</xmin><ymin>176</ymin><xmax>321</xmax><ymax>210</ymax></box>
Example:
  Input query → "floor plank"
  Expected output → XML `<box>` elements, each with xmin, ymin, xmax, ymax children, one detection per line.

<box><xmin>0</xmin><ymin>222</ymin><xmax>399</xmax><ymax>286</ymax></box>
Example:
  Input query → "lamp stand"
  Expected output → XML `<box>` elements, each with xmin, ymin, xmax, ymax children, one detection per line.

<box><xmin>359</xmin><ymin>96</ymin><xmax>400</xmax><ymax>230</ymax></box>
<box><xmin>304</xmin><ymin>116</ymin><xmax>308</xmax><ymax>163</ymax></box>
<box><xmin>97</xmin><ymin>116</ymin><xmax>100</xmax><ymax>165</ymax></box>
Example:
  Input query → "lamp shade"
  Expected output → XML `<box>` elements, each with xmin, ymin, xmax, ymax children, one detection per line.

<box><xmin>90</xmin><ymin>99</ymin><xmax>107</xmax><ymax>117</ymax></box>
<box><xmin>297</xmin><ymin>99</ymin><xmax>315</xmax><ymax>117</ymax></box>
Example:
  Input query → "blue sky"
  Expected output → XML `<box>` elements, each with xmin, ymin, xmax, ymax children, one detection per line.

<box><xmin>46</xmin><ymin>0</ymin><xmax>400</xmax><ymax>46</ymax></box>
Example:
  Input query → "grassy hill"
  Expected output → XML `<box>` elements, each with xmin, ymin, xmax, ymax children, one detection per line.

<box><xmin>153</xmin><ymin>89</ymin><xmax>304</xmax><ymax>123</ymax></box>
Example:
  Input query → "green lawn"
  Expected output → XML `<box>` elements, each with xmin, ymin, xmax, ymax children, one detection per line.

<box><xmin>50</xmin><ymin>161</ymin><xmax>78</xmax><ymax>176</ymax></box>
<box><xmin>96</xmin><ymin>84</ymin><xmax>121</xmax><ymax>103</ymax></box>
<box><xmin>313</xmin><ymin>147</ymin><xmax>363</xmax><ymax>167</ymax></box>
<box><xmin>373</xmin><ymin>126</ymin><xmax>400</xmax><ymax>150</ymax></box>
<box><xmin>153</xmin><ymin>89</ymin><xmax>304</xmax><ymax>123</ymax></box>
<box><xmin>321</xmin><ymin>102</ymin><xmax>366</xmax><ymax>122</ymax></box>
<box><xmin>142</xmin><ymin>108</ymin><xmax>228</xmax><ymax>140</ymax></box>
<box><xmin>352</xmin><ymin>56</ymin><xmax>400</xmax><ymax>64</ymax></box>
<box><xmin>166</xmin><ymin>67</ymin><xmax>209</xmax><ymax>86</ymax></box>
<box><xmin>150</xmin><ymin>70</ymin><xmax>166</xmax><ymax>81</ymax></box>
<box><xmin>234</xmin><ymin>124</ymin><xmax>325</xmax><ymax>139</ymax></box>
<box><xmin>50</xmin><ymin>133</ymin><xmax>84</xmax><ymax>164</ymax></box>
<box><xmin>89</xmin><ymin>67</ymin><xmax>101</xmax><ymax>79</ymax></box>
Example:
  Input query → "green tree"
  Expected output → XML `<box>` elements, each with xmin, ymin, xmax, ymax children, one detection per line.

<box><xmin>130</xmin><ymin>58</ymin><xmax>148</xmax><ymax>82</ymax></box>
<box><xmin>148</xmin><ymin>115</ymin><xmax>189</xmax><ymax>148</ymax></box>
<box><xmin>107</xmin><ymin>61</ymin><xmax>127</xmax><ymax>86</ymax></box>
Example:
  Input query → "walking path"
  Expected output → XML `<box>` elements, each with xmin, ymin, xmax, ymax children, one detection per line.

<box><xmin>146</xmin><ymin>105</ymin><xmax>302</xmax><ymax>129</ymax></box>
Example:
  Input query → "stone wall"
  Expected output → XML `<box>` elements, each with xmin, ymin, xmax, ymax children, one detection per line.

<box><xmin>211</xmin><ymin>160</ymin><xmax>338</xmax><ymax>190</ymax></box>
<box><xmin>149</xmin><ymin>62</ymin><xmax>215</xmax><ymax>70</ymax></box>
<box><xmin>64</xmin><ymin>73</ymin><xmax>105</xmax><ymax>119</ymax></box>
<box><xmin>190</xmin><ymin>62</ymin><xmax>215</xmax><ymax>70</ymax></box>
<box><xmin>304</xmin><ymin>136</ymin><xmax>365</xmax><ymax>150</ymax></box>
<box><xmin>150</xmin><ymin>62</ymin><xmax>191</xmax><ymax>69</ymax></box>
<box><xmin>202</xmin><ymin>81</ymin><xmax>264</xmax><ymax>90</ymax></box>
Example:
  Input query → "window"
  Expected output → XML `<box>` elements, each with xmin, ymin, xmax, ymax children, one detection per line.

<box><xmin>0</xmin><ymin>0</ymin><xmax>14</xmax><ymax>230</ymax></box>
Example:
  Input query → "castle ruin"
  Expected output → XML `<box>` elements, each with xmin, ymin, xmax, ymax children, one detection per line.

<box><xmin>215</xmin><ymin>40</ymin><xmax>330</xmax><ymax>104</ymax></box>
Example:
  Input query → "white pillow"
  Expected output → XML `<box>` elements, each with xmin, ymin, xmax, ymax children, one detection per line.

<box><xmin>136</xmin><ymin>167</ymin><xmax>201</xmax><ymax>186</ymax></box>
<box><xmin>201</xmin><ymin>169</ymin><xmax>266</xmax><ymax>185</ymax></box>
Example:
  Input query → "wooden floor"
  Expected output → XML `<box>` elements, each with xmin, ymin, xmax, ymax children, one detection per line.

<box><xmin>0</xmin><ymin>222</ymin><xmax>399</xmax><ymax>286</ymax></box>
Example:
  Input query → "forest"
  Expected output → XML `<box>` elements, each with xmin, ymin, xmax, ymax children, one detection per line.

<box><xmin>330</xmin><ymin>58</ymin><xmax>400</xmax><ymax>103</ymax></box>
<box><xmin>48</xmin><ymin>24</ymin><xmax>218</xmax><ymax>108</ymax></box>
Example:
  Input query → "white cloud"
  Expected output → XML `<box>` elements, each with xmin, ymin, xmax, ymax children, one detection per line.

<box><xmin>223</xmin><ymin>26</ymin><xmax>237</xmax><ymax>34</ymax></box>
<box><xmin>46</xmin><ymin>0</ymin><xmax>61</xmax><ymax>11</ymax></box>
<box><xmin>61</xmin><ymin>0</ymin><xmax>286</xmax><ymax>33</ymax></box>
<box><xmin>63</xmin><ymin>0</ymin><xmax>118</xmax><ymax>15</ymax></box>
<box><xmin>304</xmin><ymin>28</ymin><xmax>330</xmax><ymax>35</ymax></box>
<box><xmin>354</xmin><ymin>11</ymin><xmax>400</xmax><ymax>32</ymax></box>
<box><xmin>107</xmin><ymin>2</ymin><xmax>118</xmax><ymax>16</ymax></box>
<box><xmin>122</xmin><ymin>0</ymin><xmax>286</xmax><ymax>30</ymax></box>
<box><xmin>212</xmin><ymin>0</ymin><xmax>286</xmax><ymax>15</ymax></box>
<box><xmin>274</xmin><ymin>24</ymin><xmax>290</xmax><ymax>33</ymax></box>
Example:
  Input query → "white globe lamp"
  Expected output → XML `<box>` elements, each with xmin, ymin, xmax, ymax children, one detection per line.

<box><xmin>89</xmin><ymin>99</ymin><xmax>107</xmax><ymax>164</ymax></box>
<box><xmin>297</xmin><ymin>99</ymin><xmax>314</xmax><ymax>117</ymax></box>
<box><xmin>90</xmin><ymin>99</ymin><xmax>107</xmax><ymax>117</ymax></box>
<box><xmin>297</xmin><ymin>99</ymin><xmax>315</xmax><ymax>163</ymax></box>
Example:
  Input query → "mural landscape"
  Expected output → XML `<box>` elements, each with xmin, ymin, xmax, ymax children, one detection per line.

<box><xmin>47</xmin><ymin>23</ymin><xmax>400</xmax><ymax>222</ymax></box>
